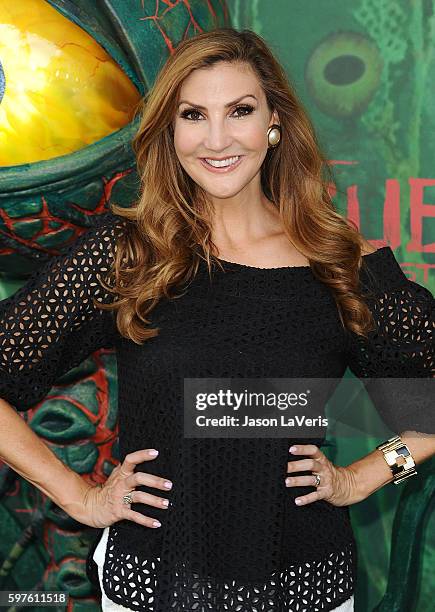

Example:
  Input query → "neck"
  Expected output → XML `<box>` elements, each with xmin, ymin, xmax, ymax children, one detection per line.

<box><xmin>209</xmin><ymin>193</ymin><xmax>283</xmax><ymax>252</ymax></box>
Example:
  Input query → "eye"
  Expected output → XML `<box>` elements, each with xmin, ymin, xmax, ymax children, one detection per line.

<box><xmin>179</xmin><ymin>104</ymin><xmax>255</xmax><ymax>122</ymax></box>
<box><xmin>0</xmin><ymin>0</ymin><xmax>141</xmax><ymax>166</ymax></box>
<box><xmin>180</xmin><ymin>108</ymin><xmax>203</xmax><ymax>122</ymax></box>
<box><xmin>233</xmin><ymin>104</ymin><xmax>254</xmax><ymax>118</ymax></box>
<box><xmin>305</xmin><ymin>32</ymin><xmax>382</xmax><ymax>118</ymax></box>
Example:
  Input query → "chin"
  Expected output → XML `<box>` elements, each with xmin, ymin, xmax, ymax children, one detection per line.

<box><xmin>202</xmin><ymin>184</ymin><xmax>246</xmax><ymax>200</ymax></box>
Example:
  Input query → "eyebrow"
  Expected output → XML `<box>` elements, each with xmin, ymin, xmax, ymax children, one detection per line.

<box><xmin>177</xmin><ymin>94</ymin><xmax>258</xmax><ymax>110</ymax></box>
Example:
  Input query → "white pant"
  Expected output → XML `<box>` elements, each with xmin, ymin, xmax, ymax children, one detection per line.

<box><xmin>93</xmin><ymin>526</ymin><xmax>355</xmax><ymax>611</ymax></box>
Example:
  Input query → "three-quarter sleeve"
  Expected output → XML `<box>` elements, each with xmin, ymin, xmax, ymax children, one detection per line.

<box><xmin>345</xmin><ymin>247</ymin><xmax>434</xmax><ymax>435</ymax></box>
<box><xmin>0</xmin><ymin>213</ymin><xmax>125</xmax><ymax>411</ymax></box>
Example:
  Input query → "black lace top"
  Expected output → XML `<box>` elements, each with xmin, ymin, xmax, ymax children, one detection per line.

<box><xmin>0</xmin><ymin>213</ymin><xmax>433</xmax><ymax>612</ymax></box>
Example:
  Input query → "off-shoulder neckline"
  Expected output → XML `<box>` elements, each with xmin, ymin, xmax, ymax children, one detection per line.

<box><xmin>214</xmin><ymin>246</ymin><xmax>392</xmax><ymax>271</ymax></box>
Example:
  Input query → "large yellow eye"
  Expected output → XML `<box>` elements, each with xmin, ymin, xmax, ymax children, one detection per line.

<box><xmin>0</xmin><ymin>0</ymin><xmax>141</xmax><ymax>166</ymax></box>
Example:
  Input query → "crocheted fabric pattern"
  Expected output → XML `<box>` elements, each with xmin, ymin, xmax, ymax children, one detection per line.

<box><xmin>0</xmin><ymin>212</ymin><xmax>433</xmax><ymax>611</ymax></box>
<box><xmin>104</xmin><ymin>528</ymin><xmax>355</xmax><ymax>611</ymax></box>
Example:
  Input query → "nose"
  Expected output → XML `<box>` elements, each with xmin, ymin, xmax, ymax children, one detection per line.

<box><xmin>203</xmin><ymin>117</ymin><xmax>233</xmax><ymax>152</ymax></box>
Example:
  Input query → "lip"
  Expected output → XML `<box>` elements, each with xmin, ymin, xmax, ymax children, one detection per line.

<box><xmin>199</xmin><ymin>155</ymin><xmax>244</xmax><ymax>174</ymax></box>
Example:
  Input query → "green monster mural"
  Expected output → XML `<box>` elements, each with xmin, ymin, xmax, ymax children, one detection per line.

<box><xmin>0</xmin><ymin>1</ymin><xmax>434</xmax><ymax>611</ymax></box>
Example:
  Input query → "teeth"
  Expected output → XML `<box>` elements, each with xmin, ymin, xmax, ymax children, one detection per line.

<box><xmin>204</xmin><ymin>156</ymin><xmax>240</xmax><ymax>168</ymax></box>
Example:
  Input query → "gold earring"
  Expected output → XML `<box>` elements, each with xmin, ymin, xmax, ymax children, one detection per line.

<box><xmin>267</xmin><ymin>124</ymin><xmax>281</xmax><ymax>148</ymax></box>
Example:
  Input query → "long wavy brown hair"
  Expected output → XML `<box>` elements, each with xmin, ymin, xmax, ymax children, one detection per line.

<box><xmin>96</xmin><ymin>27</ymin><xmax>376</xmax><ymax>345</ymax></box>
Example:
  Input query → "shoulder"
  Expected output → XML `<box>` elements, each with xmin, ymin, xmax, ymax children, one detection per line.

<box><xmin>82</xmin><ymin>210</ymin><xmax>128</xmax><ymax>240</ymax></box>
<box><xmin>61</xmin><ymin>211</ymin><xmax>129</xmax><ymax>262</ymax></box>
<box><xmin>358</xmin><ymin>243</ymin><xmax>434</xmax><ymax>310</ymax></box>
<box><xmin>359</xmin><ymin>244</ymin><xmax>405</xmax><ymax>291</ymax></box>
<box><xmin>13</xmin><ymin>211</ymin><xmax>132</xmax><ymax>289</ymax></box>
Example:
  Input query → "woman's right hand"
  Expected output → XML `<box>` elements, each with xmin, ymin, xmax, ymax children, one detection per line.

<box><xmin>79</xmin><ymin>448</ymin><xmax>172</xmax><ymax>529</ymax></box>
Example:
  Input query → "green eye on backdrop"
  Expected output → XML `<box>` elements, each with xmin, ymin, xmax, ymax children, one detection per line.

<box><xmin>305</xmin><ymin>31</ymin><xmax>383</xmax><ymax>118</ymax></box>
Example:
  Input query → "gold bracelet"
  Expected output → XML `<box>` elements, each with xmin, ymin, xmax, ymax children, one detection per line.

<box><xmin>376</xmin><ymin>435</ymin><xmax>417</xmax><ymax>485</ymax></box>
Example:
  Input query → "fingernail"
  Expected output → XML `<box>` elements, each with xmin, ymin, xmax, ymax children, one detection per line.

<box><xmin>152</xmin><ymin>520</ymin><xmax>161</xmax><ymax>527</ymax></box>
<box><xmin>285</xmin><ymin>478</ymin><xmax>291</xmax><ymax>486</ymax></box>
<box><xmin>295</xmin><ymin>499</ymin><xmax>302</xmax><ymax>505</ymax></box>
<box><xmin>164</xmin><ymin>481</ymin><xmax>173</xmax><ymax>489</ymax></box>
<box><xmin>148</xmin><ymin>449</ymin><xmax>159</xmax><ymax>456</ymax></box>
<box><xmin>162</xmin><ymin>499</ymin><xmax>169</xmax><ymax>507</ymax></box>
<box><xmin>289</xmin><ymin>446</ymin><xmax>297</xmax><ymax>453</ymax></box>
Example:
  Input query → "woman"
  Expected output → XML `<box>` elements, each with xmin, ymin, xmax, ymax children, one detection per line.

<box><xmin>0</xmin><ymin>27</ymin><xmax>433</xmax><ymax>612</ymax></box>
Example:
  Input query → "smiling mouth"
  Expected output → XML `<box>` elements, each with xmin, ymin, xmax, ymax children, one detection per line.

<box><xmin>200</xmin><ymin>155</ymin><xmax>243</xmax><ymax>172</ymax></box>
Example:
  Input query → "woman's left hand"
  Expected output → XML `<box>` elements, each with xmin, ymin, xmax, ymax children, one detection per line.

<box><xmin>286</xmin><ymin>444</ymin><xmax>363</xmax><ymax>507</ymax></box>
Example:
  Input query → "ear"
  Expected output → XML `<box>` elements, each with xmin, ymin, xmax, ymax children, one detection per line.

<box><xmin>269</xmin><ymin>109</ymin><xmax>280</xmax><ymax>127</ymax></box>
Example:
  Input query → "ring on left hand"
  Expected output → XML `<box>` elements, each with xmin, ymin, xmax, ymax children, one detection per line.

<box><xmin>313</xmin><ymin>473</ymin><xmax>321</xmax><ymax>487</ymax></box>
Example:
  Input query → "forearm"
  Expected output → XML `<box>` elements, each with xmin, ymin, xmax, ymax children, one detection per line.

<box><xmin>0</xmin><ymin>398</ymin><xmax>92</xmax><ymax>520</ymax></box>
<box><xmin>347</xmin><ymin>431</ymin><xmax>435</xmax><ymax>501</ymax></box>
